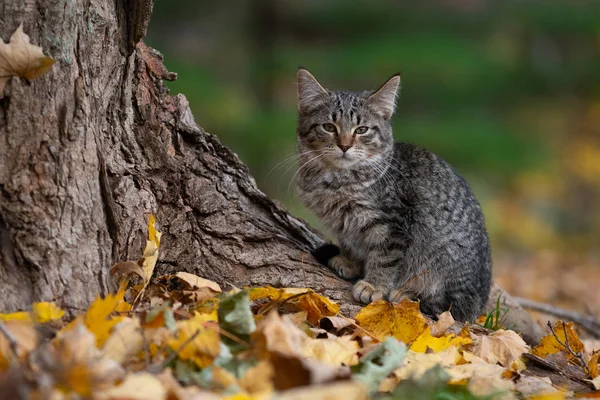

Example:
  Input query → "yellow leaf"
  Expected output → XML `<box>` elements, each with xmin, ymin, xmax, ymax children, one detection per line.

<box><xmin>33</xmin><ymin>302</ymin><xmax>65</xmax><ymax>323</ymax></box>
<box><xmin>0</xmin><ymin>23</ymin><xmax>55</xmax><ymax>96</ymax></box>
<box><xmin>302</xmin><ymin>335</ymin><xmax>359</xmax><ymax>366</ymax></box>
<box><xmin>589</xmin><ymin>351</ymin><xmax>600</xmax><ymax>378</ymax></box>
<box><xmin>48</xmin><ymin>322</ymin><xmax>124</xmax><ymax>396</ymax></box>
<box><xmin>354</xmin><ymin>299</ymin><xmax>427</xmax><ymax>344</ymax></box>
<box><xmin>391</xmin><ymin>347</ymin><xmax>461</xmax><ymax>384</ymax></box>
<box><xmin>94</xmin><ymin>372</ymin><xmax>166</xmax><ymax>400</ymax></box>
<box><xmin>168</xmin><ymin>312</ymin><xmax>220</xmax><ymax>368</ymax></box>
<box><xmin>239</xmin><ymin>361</ymin><xmax>274</xmax><ymax>399</ymax></box>
<box><xmin>470</xmin><ymin>329</ymin><xmax>529</xmax><ymax>367</ymax></box>
<box><xmin>410</xmin><ymin>326</ymin><xmax>472</xmax><ymax>353</ymax></box>
<box><xmin>526</xmin><ymin>392</ymin><xmax>567</xmax><ymax>400</ymax></box>
<box><xmin>0</xmin><ymin>302</ymin><xmax>64</xmax><ymax>324</ymax></box>
<box><xmin>532</xmin><ymin>321</ymin><xmax>584</xmax><ymax>362</ymax></box>
<box><xmin>249</xmin><ymin>287</ymin><xmax>339</xmax><ymax>325</ymax></box>
<box><xmin>142</xmin><ymin>214</ymin><xmax>162</xmax><ymax>283</ymax></box>
<box><xmin>175</xmin><ymin>272</ymin><xmax>221</xmax><ymax>292</ymax></box>
<box><xmin>83</xmin><ymin>281</ymin><xmax>128</xmax><ymax>347</ymax></box>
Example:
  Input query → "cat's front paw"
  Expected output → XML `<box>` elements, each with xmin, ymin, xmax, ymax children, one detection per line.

<box><xmin>353</xmin><ymin>280</ymin><xmax>385</xmax><ymax>304</ymax></box>
<box><xmin>387</xmin><ymin>288</ymin><xmax>416</xmax><ymax>304</ymax></box>
<box><xmin>329</xmin><ymin>255</ymin><xmax>361</xmax><ymax>280</ymax></box>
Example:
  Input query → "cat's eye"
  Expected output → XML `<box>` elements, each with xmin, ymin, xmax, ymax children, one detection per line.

<box><xmin>354</xmin><ymin>126</ymin><xmax>369</xmax><ymax>134</ymax></box>
<box><xmin>322</xmin><ymin>123</ymin><xmax>337</xmax><ymax>133</ymax></box>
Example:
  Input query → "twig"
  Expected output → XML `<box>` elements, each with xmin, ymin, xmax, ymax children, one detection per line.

<box><xmin>148</xmin><ymin>328</ymin><xmax>201</xmax><ymax>373</ymax></box>
<box><xmin>547</xmin><ymin>321</ymin><xmax>590</xmax><ymax>376</ymax></box>
<box><xmin>516</xmin><ymin>297</ymin><xmax>600</xmax><ymax>338</ymax></box>
<box><xmin>0</xmin><ymin>322</ymin><xmax>19</xmax><ymax>357</ymax></box>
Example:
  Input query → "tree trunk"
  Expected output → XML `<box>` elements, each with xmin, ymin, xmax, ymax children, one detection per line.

<box><xmin>0</xmin><ymin>0</ymin><xmax>543</xmax><ymax>343</ymax></box>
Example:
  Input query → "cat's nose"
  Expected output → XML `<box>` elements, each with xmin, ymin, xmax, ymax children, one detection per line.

<box><xmin>338</xmin><ymin>144</ymin><xmax>351</xmax><ymax>153</ymax></box>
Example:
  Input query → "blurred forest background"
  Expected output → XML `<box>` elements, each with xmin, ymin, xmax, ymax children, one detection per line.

<box><xmin>147</xmin><ymin>0</ymin><xmax>600</xmax><ymax>317</ymax></box>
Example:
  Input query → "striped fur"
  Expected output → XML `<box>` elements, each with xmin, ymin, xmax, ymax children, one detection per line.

<box><xmin>295</xmin><ymin>69</ymin><xmax>492</xmax><ymax>322</ymax></box>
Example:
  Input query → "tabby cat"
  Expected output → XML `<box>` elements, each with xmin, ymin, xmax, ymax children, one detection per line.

<box><xmin>295</xmin><ymin>68</ymin><xmax>491</xmax><ymax>322</ymax></box>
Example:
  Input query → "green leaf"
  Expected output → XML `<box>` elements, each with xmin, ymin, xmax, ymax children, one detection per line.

<box><xmin>384</xmin><ymin>365</ymin><xmax>495</xmax><ymax>400</ymax></box>
<box><xmin>351</xmin><ymin>337</ymin><xmax>406</xmax><ymax>395</ymax></box>
<box><xmin>217</xmin><ymin>290</ymin><xmax>256</xmax><ymax>352</ymax></box>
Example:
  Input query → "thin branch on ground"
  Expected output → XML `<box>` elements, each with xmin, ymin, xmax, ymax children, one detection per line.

<box><xmin>547</xmin><ymin>321</ymin><xmax>590</xmax><ymax>376</ymax></box>
<box><xmin>516</xmin><ymin>297</ymin><xmax>600</xmax><ymax>338</ymax></box>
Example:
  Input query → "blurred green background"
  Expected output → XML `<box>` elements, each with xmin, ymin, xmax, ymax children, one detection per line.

<box><xmin>147</xmin><ymin>0</ymin><xmax>600</xmax><ymax>309</ymax></box>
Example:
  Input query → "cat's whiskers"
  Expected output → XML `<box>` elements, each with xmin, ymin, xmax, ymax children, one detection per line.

<box><xmin>265</xmin><ymin>150</ymin><xmax>319</xmax><ymax>183</ymax></box>
<box><xmin>287</xmin><ymin>151</ymin><xmax>334</xmax><ymax>195</ymax></box>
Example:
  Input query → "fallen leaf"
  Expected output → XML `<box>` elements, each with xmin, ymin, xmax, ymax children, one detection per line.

<box><xmin>351</xmin><ymin>337</ymin><xmax>406</xmax><ymax>395</ymax></box>
<box><xmin>470</xmin><ymin>329</ymin><xmax>529</xmax><ymax>367</ymax></box>
<box><xmin>141</xmin><ymin>214</ymin><xmax>162</xmax><ymax>284</ymax></box>
<box><xmin>430</xmin><ymin>311</ymin><xmax>455</xmax><ymax>337</ymax></box>
<box><xmin>218</xmin><ymin>291</ymin><xmax>256</xmax><ymax>351</ymax></box>
<box><xmin>175</xmin><ymin>272</ymin><xmax>222</xmax><ymax>293</ymax></box>
<box><xmin>31</xmin><ymin>322</ymin><xmax>124</xmax><ymax>396</ymax></box>
<box><xmin>276</xmin><ymin>381</ymin><xmax>368</xmax><ymax>400</ymax></box>
<box><xmin>80</xmin><ymin>281</ymin><xmax>129</xmax><ymax>347</ymax></box>
<box><xmin>354</xmin><ymin>299</ymin><xmax>427</xmax><ymax>344</ymax></box>
<box><xmin>410</xmin><ymin>326</ymin><xmax>472</xmax><ymax>353</ymax></box>
<box><xmin>532</xmin><ymin>321</ymin><xmax>584</xmax><ymax>362</ymax></box>
<box><xmin>390</xmin><ymin>347</ymin><xmax>461</xmax><ymax>386</ymax></box>
<box><xmin>0</xmin><ymin>320</ymin><xmax>38</xmax><ymax>370</ymax></box>
<box><xmin>168</xmin><ymin>312</ymin><xmax>220</xmax><ymax>368</ymax></box>
<box><xmin>303</xmin><ymin>335</ymin><xmax>359</xmax><ymax>366</ymax></box>
<box><xmin>102</xmin><ymin>317</ymin><xmax>143</xmax><ymax>364</ymax></box>
<box><xmin>589</xmin><ymin>351</ymin><xmax>600</xmax><ymax>378</ymax></box>
<box><xmin>320</xmin><ymin>316</ymin><xmax>353</xmax><ymax>332</ymax></box>
<box><xmin>238</xmin><ymin>360</ymin><xmax>274</xmax><ymax>399</ymax></box>
<box><xmin>94</xmin><ymin>372</ymin><xmax>166</xmax><ymax>400</ymax></box>
<box><xmin>0</xmin><ymin>23</ymin><xmax>55</xmax><ymax>96</ymax></box>
<box><xmin>0</xmin><ymin>302</ymin><xmax>64</xmax><ymax>323</ymax></box>
<box><xmin>249</xmin><ymin>287</ymin><xmax>339</xmax><ymax>325</ymax></box>
<box><xmin>515</xmin><ymin>376</ymin><xmax>562</xmax><ymax>398</ymax></box>
<box><xmin>252</xmin><ymin>311</ymin><xmax>307</xmax><ymax>358</ymax></box>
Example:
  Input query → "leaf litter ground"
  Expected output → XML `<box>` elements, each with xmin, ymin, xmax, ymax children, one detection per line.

<box><xmin>1</xmin><ymin>216</ymin><xmax>599</xmax><ymax>400</ymax></box>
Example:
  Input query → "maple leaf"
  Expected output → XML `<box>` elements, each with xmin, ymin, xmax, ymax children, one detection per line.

<box><xmin>0</xmin><ymin>302</ymin><xmax>64</xmax><ymax>323</ymax></box>
<box><xmin>0</xmin><ymin>23</ymin><xmax>55</xmax><ymax>97</ymax></box>
<box><xmin>354</xmin><ymin>299</ymin><xmax>427</xmax><ymax>344</ymax></box>
<box><xmin>249</xmin><ymin>287</ymin><xmax>340</xmax><ymax>325</ymax></box>
<box><xmin>532</xmin><ymin>321</ymin><xmax>584</xmax><ymax>362</ymax></box>
<box><xmin>168</xmin><ymin>312</ymin><xmax>221</xmax><ymax>368</ymax></box>
<box><xmin>409</xmin><ymin>326</ymin><xmax>472</xmax><ymax>353</ymax></box>
<box><xmin>469</xmin><ymin>329</ymin><xmax>529</xmax><ymax>367</ymax></box>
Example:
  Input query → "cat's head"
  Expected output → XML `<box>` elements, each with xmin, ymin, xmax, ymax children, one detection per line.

<box><xmin>296</xmin><ymin>68</ymin><xmax>400</xmax><ymax>169</ymax></box>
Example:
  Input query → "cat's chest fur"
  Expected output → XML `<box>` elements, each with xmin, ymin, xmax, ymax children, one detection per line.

<box><xmin>298</xmin><ymin>173</ymin><xmax>384</xmax><ymax>258</ymax></box>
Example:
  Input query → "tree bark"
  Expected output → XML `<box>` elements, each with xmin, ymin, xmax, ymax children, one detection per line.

<box><xmin>0</xmin><ymin>0</ymin><xmax>543</xmax><ymax>344</ymax></box>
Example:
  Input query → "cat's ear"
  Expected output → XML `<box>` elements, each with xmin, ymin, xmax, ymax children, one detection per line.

<box><xmin>297</xmin><ymin>68</ymin><xmax>329</xmax><ymax>114</ymax></box>
<box><xmin>367</xmin><ymin>74</ymin><xmax>401</xmax><ymax>120</ymax></box>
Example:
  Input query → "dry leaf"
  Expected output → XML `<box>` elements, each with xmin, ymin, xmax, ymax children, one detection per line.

<box><xmin>0</xmin><ymin>320</ymin><xmax>38</xmax><ymax>370</ymax></box>
<box><xmin>94</xmin><ymin>372</ymin><xmax>166</xmax><ymax>400</ymax></box>
<box><xmin>276</xmin><ymin>381</ymin><xmax>368</xmax><ymax>400</ymax></box>
<box><xmin>354</xmin><ymin>299</ymin><xmax>427</xmax><ymax>344</ymax></box>
<box><xmin>33</xmin><ymin>322</ymin><xmax>124</xmax><ymax>396</ymax></box>
<box><xmin>238</xmin><ymin>360</ymin><xmax>274</xmax><ymax>399</ymax></box>
<box><xmin>430</xmin><ymin>311</ymin><xmax>455</xmax><ymax>337</ymax></box>
<box><xmin>320</xmin><ymin>316</ymin><xmax>353</xmax><ymax>332</ymax></box>
<box><xmin>532</xmin><ymin>321</ymin><xmax>584</xmax><ymax>362</ymax></box>
<box><xmin>0</xmin><ymin>23</ymin><xmax>55</xmax><ymax>96</ymax></box>
<box><xmin>302</xmin><ymin>335</ymin><xmax>359</xmax><ymax>366</ymax></box>
<box><xmin>391</xmin><ymin>348</ymin><xmax>461</xmax><ymax>384</ymax></box>
<box><xmin>252</xmin><ymin>311</ymin><xmax>307</xmax><ymax>358</ymax></box>
<box><xmin>249</xmin><ymin>287</ymin><xmax>339</xmax><ymax>325</ymax></box>
<box><xmin>102</xmin><ymin>317</ymin><xmax>143</xmax><ymax>364</ymax></box>
<box><xmin>410</xmin><ymin>326</ymin><xmax>472</xmax><ymax>353</ymax></box>
<box><xmin>141</xmin><ymin>214</ymin><xmax>162</xmax><ymax>284</ymax></box>
<box><xmin>175</xmin><ymin>272</ymin><xmax>222</xmax><ymax>292</ymax></box>
<box><xmin>470</xmin><ymin>329</ymin><xmax>529</xmax><ymax>367</ymax></box>
<box><xmin>514</xmin><ymin>376</ymin><xmax>562</xmax><ymax>398</ymax></box>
